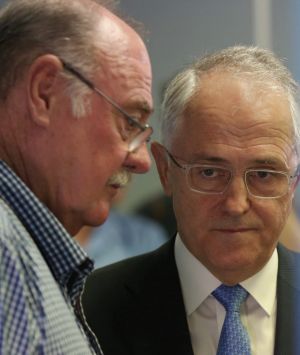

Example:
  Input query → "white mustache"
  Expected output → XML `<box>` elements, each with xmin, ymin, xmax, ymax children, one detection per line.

<box><xmin>108</xmin><ymin>170</ymin><xmax>131</xmax><ymax>188</ymax></box>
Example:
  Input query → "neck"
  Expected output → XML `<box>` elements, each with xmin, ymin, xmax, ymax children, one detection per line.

<box><xmin>75</xmin><ymin>226</ymin><xmax>93</xmax><ymax>247</ymax></box>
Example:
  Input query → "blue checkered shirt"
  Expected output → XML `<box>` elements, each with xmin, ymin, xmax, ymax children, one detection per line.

<box><xmin>0</xmin><ymin>161</ymin><xmax>103</xmax><ymax>354</ymax></box>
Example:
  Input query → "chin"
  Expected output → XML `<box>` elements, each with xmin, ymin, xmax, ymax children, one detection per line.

<box><xmin>83</xmin><ymin>203</ymin><xmax>111</xmax><ymax>227</ymax></box>
<box><xmin>67</xmin><ymin>198</ymin><xmax>112</xmax><ymax>235</ymax></box>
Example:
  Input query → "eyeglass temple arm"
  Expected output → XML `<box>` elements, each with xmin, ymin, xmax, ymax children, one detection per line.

<box><xmin>165</xmin><ymin>148</ymin><xmax>185</xmax><ymax>169</ymax></box>
<box><xmin>62</xmin><ymin>61</ymin><xmax>149</xmax><ymax>133</ymax></box>
<box><xmin>62</xmin><ymin>61</ymin><xmax>95</xmax><ymax>90</ymax></box>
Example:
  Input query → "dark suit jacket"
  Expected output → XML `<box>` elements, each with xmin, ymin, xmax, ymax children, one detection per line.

<box><xmin>82</xmin><ymin>239</ymin><xmax>300</xmax><ymax>355</ymax></box>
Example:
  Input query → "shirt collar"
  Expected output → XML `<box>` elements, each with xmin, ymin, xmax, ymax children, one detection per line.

<box><xmin>0</xmin><ymin>161</ymin><xmax>93</xmax><ymax>301</ymax></box>
<box><xmin>175</xmin><ymin>233</ymin><xmax>277</xmax><ymax>316</ymax></box>
<box><xmin>241</xmin><ymin>250</ymin><xmax>277</xmax><ymax>316</ymax></box>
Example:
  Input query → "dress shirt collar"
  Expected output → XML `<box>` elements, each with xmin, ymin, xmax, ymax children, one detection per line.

<box><xmin>174</xmin><ymin>233</ymin><xmax>278</xmax><ymax>317</ymax></box>
<box><xmin>0</xmin><ymin>160</ymin><xmax>93</xmax><ymax>302</ymax></box>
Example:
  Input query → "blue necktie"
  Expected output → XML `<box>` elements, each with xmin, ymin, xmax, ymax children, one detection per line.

<box><xmin>212</xmin><ymin>284</ymin><xmax>251</xmax><ymax>355</ymax></box>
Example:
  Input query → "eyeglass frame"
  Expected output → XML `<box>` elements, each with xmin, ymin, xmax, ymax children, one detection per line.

<box><xmin>61</xmin><ymin>60</ymin><xmax>153</xmax><ymax>152</ymax></box>
<box><xmin>164</xmin><ymin>146</ymin><xmax>299</xmax><ymax>199</ymax></box>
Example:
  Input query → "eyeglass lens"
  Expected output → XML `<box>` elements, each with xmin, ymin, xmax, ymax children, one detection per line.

<box><xmin>187</xmin><ymin>166</ymin><xmax>290</xmax><ymax>198</ymax></box>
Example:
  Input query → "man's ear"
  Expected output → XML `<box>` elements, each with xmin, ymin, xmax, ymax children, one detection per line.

<box><xmin>151</xmin><ymin>141</ymin><xmax>173</xmax><ymax>196</ymax></box>
<box><xmin>27</xmin><ymin>54</ymin><xmax>63</xmax><ymax>127</ymax></box>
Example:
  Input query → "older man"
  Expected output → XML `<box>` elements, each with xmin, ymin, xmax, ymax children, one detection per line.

<box><xmin>0</xmin><ymin>0</ymin><xmax>153</xmax><ymax>353</ymax></box>
<box><xmin>83</xmin><ymin>46</ymin><xmax>300</xmax><ymax>355</ymax></box>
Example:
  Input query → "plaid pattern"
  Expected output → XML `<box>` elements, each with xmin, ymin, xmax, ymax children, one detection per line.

<box><xmin>0</xmin><ymin>161</ymin><xmax>102</xmax><ymax>354</ymax></box>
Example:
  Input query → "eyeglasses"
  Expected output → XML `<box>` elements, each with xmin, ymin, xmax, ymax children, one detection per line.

<box><xmin>164</xmin><ymin>148</ymin><xmax>298</xmax><ymax>199</ymax></box>
<box><xmin>62</xmin><ymin>61</ymin><xmax>153</xmax><ymax>152</ymax></box>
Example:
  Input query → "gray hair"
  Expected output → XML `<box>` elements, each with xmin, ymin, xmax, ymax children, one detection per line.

<box><xmin>0</xmin><ymin>0</ymin><xmax>118</xmax><ymax>116</ymax></box>
<box><xmin>161</xmin><ymin>45</ymin><xmax>300</xmax><ymax>155</ymax></box>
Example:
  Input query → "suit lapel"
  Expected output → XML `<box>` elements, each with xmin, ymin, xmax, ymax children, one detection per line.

<box><xmin>109</xmin><ymin>242</ymin><xmax>300</xmax><ymax>354</ymax></box>
<box><xmin>118</xmin><ymin>239</ymin><xmax>194</xmax><ymax>355</ymax></box>
<box><xmin>275</xmin><ymin>244</ymin><xmax>300</xmax><ymax>355</ymax></box>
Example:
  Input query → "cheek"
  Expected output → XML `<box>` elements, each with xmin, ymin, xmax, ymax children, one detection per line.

<box><xmin>168</xmin><ymin>172</ymin><xmax>189</xmax><ymax>198</ymax></box>
<box><xmin>74</xmin><ymin>145</ymin><xmax>125</xmax><ymax>196</ymax></box>
<box><xmin>172</xmin><ymin>189</ymin><xmax>213</xmax><ymax>236</ymax></box>
<box><xmin>256</xmin><ymin>197</ymin><xmax>293</xmax><ymax>241</ymax></box>
<box><xmin>89</xmin><ymin>122</ymin><xmax>127</xmax><ymax>170</ymax></box>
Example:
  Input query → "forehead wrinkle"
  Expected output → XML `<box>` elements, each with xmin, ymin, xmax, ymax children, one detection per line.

<box><xmin>98</xmin><ymin>45</ymin><xmax>152</xmax><ymax>97</ymax></box>
<box><xmin>180</xmin><ymin>141</ymin><xmax>294</xmax><ymax>166</ymax></box>
<box><xmin>196</xmin><ymin>119</ymin><xmax>294</xmax><ymax>152</ymax></box>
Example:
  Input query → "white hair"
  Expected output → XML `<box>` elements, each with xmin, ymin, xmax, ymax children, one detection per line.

<box><xmin>161</xmin><ymin>46</ymin><xmax>300</xmax><ymax>157</ymax></box>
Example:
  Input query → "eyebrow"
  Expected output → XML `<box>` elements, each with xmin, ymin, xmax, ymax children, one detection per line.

<box><xmin>252</xmin><ymin>158</ymin><xmax>282</xmax><ymax>165</ymax></box>
<box><xmin>188</xmin><ymin>155</ymin><xmax>228</xmax><ymax>164</ymax></box>
<box><xmin>127</xmin><ymin>100</ymin><xmax>153</xmax><ymax>116</ymax></box>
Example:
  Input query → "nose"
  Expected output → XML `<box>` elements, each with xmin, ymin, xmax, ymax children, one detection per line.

<box><xmin>123</xmin><ymin>143</ymin><xmax>152</xmax><ymax>173</ymax></box>
<box><xmin>222</xmin><ymin>176</ymin><xmax>250</xmax><ymax>216</ymax></box>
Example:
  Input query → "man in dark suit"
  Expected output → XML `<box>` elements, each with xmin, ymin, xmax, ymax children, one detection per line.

<box><xmin>83</xmin><ymin>46</ymin><xmax>300</xmax><ymax>355</ymax></box>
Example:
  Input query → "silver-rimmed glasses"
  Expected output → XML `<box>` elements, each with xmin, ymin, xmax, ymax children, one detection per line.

<box><xmin>164</xmin><ymin>147</ymin><xmax>298</xmax><ymax>199</ymax></box>
<box><xmin>62</xmin><ymin>61</ymin><xmax>153</xmax><ymax>153</ymax></box>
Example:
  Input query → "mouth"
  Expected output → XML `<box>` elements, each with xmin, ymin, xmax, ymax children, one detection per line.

<box><xmin>213</xmin><ymin>228</ymin><xmax>256</xmax><ymax>234</ymax></box>
<box><xmin>109</xmin><ymin>183</ymin><xmax>123</xmax><ymax>190</ymax></box>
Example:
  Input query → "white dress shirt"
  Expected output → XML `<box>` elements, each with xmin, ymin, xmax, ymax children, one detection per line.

<box><xmin>174</xmin><ymin>234</ymin><xmax>277</xmax><ymax>355</ymax></box>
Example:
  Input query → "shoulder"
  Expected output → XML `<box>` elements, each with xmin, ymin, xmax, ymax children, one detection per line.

<box><xmin>0</xmin><ymin>199</ymin><xmax>25</xmax><ymax>256</ymax></box>
<box><xmin>88</xmin><ymin>239</ymin><xmax>173</xmax><ymax>285</ymax></box>
<box><xmin>83</xmin><ymin>239</ymin><xmax>175</xmax><ymax>306</ymax></box>
<box><xmin>0</xmin><ymin>199</ymin><xmax>45</xmax><ymax>301</ymax></box>
<box><xmin>0</xmin><ymin>200</ymin><xmax>44</xmax><ymax>351</ymax></box>
<box><xmin>82</xmin><ymin>239</ymin><xmax>177</xmax><ymax>333</ymax></box>
<box><xmin>278</xmin><ymin>243</ymin><xmax>300</xmax><ymax>265</ymax></box>
<box><xmin>0</xmin><ymin>199</ymin><xmax>34</xmax><ymax>255</ymax></box>
<box><xmin>277</xmin><ymin>243</ymin><xmax>300</xmax><ymax>289</ymax></box>
<box><xmin>0</xmin><ymin>199</ymin><xmax>41</xmax><ymax>287</ymax></box>
<box><xmin>0</xmin><ymin>199</ymin><xmax>16</xmax><ymax>236</ymax></box>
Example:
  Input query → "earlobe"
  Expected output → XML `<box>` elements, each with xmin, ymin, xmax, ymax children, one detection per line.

<box><xmin>27</xmin><ymin>54</ymin><xmax>62</xmax><ymax>128</ymax></box>
<box><xmin>151</xmin><ymin>142</ymin><xmax>173</xmax><ymax>196</ymax></box>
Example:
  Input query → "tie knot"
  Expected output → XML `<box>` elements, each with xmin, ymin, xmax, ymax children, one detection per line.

<box><xmin>212</xmin><ymin>284</ymin><xmax>248</xmax><ymax>312</ymax></box>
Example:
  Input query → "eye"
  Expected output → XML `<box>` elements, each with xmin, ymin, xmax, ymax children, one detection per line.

<box><xmin>247</xmin><ymin>170</ymin><xmax>279</xmax><ymax>184</ymax></box>
<box><xmin>118</xmin><ymin>114</ymin><xmax>141</xmax><ymax>142</ymax></box>
<box><xmin>194</xmin><ymin>167</ymin><xmax>228</xmax><ymax>179</ymax></box>
<box><xmin>126</xmin><ymin>115</ymin><xmax>136</xmax><ymax>128</ymax></box>
<box><xmin>248</xmin><ymin>170</ymin><xmax>275</xmax><ymax>180</ymax></box>
<box><xmin>202</xmin><ymin>168</ymin><xmax>218</xmax><ymax>178</ymax></box>
<box><xmin>256</xmin><ymin>170</ymin><xmax>270</xmax><ymax>179</ymax></box>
